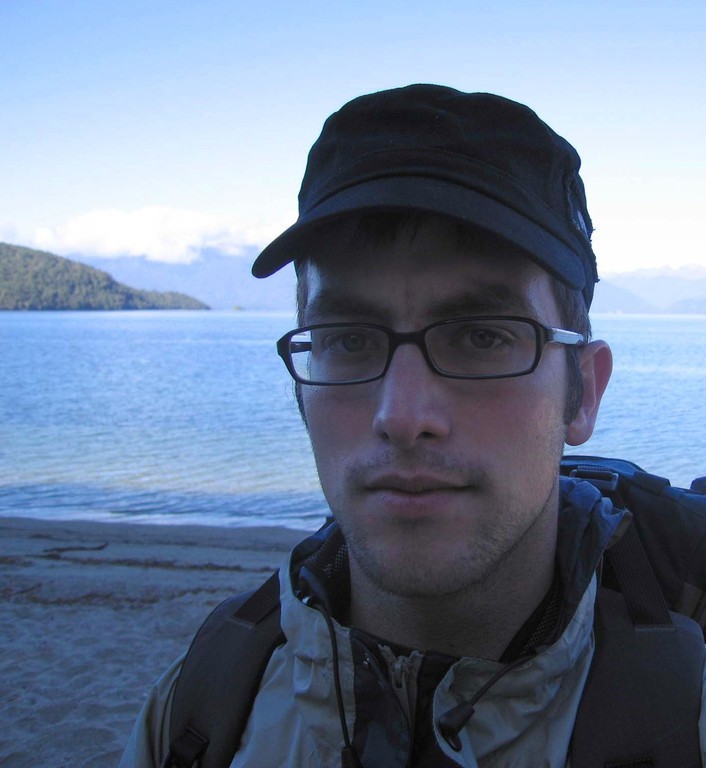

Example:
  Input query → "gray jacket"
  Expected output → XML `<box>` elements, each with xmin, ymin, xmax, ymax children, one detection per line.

<box><xmin>120</xmin><ymin>479</ymin><xmax>706</xmax><ymax>767</ymax></box>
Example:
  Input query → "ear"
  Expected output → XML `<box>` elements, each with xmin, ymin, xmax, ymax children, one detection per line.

<box><xmin>565</xmin><ymin>341</ymin><xmax>613</xmax><ymax>446</ymax></box>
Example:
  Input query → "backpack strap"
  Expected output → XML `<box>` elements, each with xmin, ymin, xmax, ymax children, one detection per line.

<box><xmin>570</xmin><ymin>521</ymin><xmax>706</xmax><ymax>768</ymax></box>
<box><xmin>166</xmin><ymin>571</ymin><xmax>284</xmax><ymax>768</ymax></box>
<box><xmin>571</xmin><ymin>588</ymin><xmax>705</xmax><ymax>768</ymax></box>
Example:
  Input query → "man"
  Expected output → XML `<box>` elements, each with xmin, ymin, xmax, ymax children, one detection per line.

<box><xmin>121</xmin><ymin>85</ymin><xmax>705</xmax><ymax>767</ymax></box>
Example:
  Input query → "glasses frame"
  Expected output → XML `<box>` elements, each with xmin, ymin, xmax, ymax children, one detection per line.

<box><xmin>276</xmin><ymin>315</ymin><xmax>586</xmax><ymax>386</ymax></box>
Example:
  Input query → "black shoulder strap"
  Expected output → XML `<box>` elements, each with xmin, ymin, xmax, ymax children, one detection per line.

<box><xmin>571</xmin><ymin>588</ymin><xmax>704</xmax><ymax>768</ymax></box>
<box><xmin>166</xmin><ymin>571</ymin><xmax>284</xmax><ymax>768</ymax></box>
<box><xmin>571</xmin><ymin>523</ymin><xmax>706</xmax><ymax>768</ymax></box>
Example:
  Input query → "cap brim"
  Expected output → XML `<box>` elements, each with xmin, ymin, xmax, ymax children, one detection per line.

<box><xmin>251</xmin><ymin>175</ymin><xmax>587</xmax><ymax>293</ymax></box>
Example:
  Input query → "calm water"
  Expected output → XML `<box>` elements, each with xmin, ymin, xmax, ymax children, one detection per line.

<box><xmin>1</xmin><ymin>311</ymin><xmax>704</xmax><ymax>529</ymax></box>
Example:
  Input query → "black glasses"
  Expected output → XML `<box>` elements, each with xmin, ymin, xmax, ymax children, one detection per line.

<box><xmin>277</xmin><ymin>316</ymin><xmax>585</xmax><ymax>385</ymax></box>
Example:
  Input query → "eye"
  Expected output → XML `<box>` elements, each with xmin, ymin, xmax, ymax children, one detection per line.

<box><xmin>334</xmin><ymin>332</ymin><xmax>367</xmax><ymax>353</ymax></box>
<box><xmin>449</xmin><ymin>324</ymin><xmax>512</xmax><ymax>351</ymax></box>
<box><xmin>321</xmin><ymin>329</ymin><xmax>379</xmax><ymax>355</ymax></box>
<box><xmin>466</xmin><ymin>327</ymin><xmax>506</xmax><ymax>349</ymax></box>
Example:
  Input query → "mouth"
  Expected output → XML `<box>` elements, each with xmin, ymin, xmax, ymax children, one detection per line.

<box><xmin>362</xmin><ymin>474</ymin><xmax>472</xmax><ymax>522</ymax></box>
<box><xmin>366</xmin><ymin>473</ymin><xmax>469</xmax><ymax>495</ymax></box>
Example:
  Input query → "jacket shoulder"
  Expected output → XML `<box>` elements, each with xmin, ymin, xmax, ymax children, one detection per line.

<box><xmin>119</xmin><ymin>653</ymin><xmax>184</xmax><ymax>768</ymax></box>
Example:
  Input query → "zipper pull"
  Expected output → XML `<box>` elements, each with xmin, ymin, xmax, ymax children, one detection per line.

<box><xmin>379</xmin><ymin>646</ymin><xmax>423</xmax><ymax>731</ymax></box>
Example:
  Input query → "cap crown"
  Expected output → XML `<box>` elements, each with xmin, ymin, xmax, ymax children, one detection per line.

<box><xmin>254</xmin><ymin>85</ymin><xmax>598</xmax><ymax>307</ymax></box>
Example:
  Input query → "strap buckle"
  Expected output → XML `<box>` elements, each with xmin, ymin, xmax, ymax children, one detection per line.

<box><xmin>569</xmin><ymin>465</ymin><xmax>620</xmax><ymax>495</ymax></box>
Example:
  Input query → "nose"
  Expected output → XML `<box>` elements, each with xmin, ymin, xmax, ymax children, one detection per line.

<box><xmin>372</xmin><ymin>342</ymin><xmax>451</xmax><ymax>448</ymax></box>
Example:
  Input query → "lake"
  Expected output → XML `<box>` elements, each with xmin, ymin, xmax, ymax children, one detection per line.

<box><xmin>1</xmin><ymin>311</ymin><xmax>704</xmax><ymax>530</ymax></box>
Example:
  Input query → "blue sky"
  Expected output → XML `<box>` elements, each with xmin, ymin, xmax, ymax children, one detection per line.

<box><xmin>2</xmin><ymin>0</ymin><xmax>704</xmax><ymax>274</ymax></box>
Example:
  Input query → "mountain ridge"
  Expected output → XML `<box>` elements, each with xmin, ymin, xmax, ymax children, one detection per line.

<box><xmin>73</xmin><ymin>247</ymin><xmax>296</xmax><ymax>312</ymax></box>
<box><xmin>597</xmin><ymin>264</ymin><xmax>706</xmax><ymax>313</ymax></box>
<box><xmin>0</xmin><ymin>243</ymin><xmax>209</xmax><ymax>310</ymax></box>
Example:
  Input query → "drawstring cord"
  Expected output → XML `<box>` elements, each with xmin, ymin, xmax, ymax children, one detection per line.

<box><xmin>305</xmin><ymin>570</ymin><xmax>536</xmax><ymax>761</ymax></box>
<box><xmin>304</xmin><ymin>596</ymin><xmax>363</xmax><ymax>768</ymax></box>
<box><xmin>437</xmin><ymin>653</ymin><xmax>534</xmax><ymax>751</ymax></box>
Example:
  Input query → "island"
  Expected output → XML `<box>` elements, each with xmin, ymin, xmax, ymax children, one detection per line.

<box><xmin>0</xmin><ymin>243</ymin><xmax>209</xmax><ymax>310</ymax></box>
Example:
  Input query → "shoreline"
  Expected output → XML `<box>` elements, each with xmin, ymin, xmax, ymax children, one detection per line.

<box><xmin>0</xmin><ymin>516</ymin><xmax>308</xmax><ymax>767</ymax></box>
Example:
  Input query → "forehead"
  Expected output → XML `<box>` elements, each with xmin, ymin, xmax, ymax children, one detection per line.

<box><xmin>299</xmin><ymin>215</ymin><xmax>560</xmax><ymax>325</ymax></box>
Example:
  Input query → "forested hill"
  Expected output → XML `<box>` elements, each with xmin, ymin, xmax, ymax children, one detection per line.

<box><xmin>0</xmin><ymin>243</ymin><xmax>209</xmax><ymax>310</ymax></box>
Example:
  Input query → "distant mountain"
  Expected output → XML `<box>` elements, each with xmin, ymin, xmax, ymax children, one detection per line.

<box><xmin>73</xmin><ymin>248</ymin><xmax>296</xmax><ymax>311</ymax></box>
<box><xmin>591</xmin><ymin>280</ymin><xmax>658</xmax><ymax>314</ymax></box>
<box><xmin>0</xmin><ymin>243</ymin><xmax>209</xmax><ymax>310</ymax></box>
<box><xmin>601</xmin><ymin>265</ymin><xmax>706</xmax><ymax>313</ymax></box>
<box><xmin>668</xmin><ymin>296</ymin><xmax>706</xmax><ymax>314</ymax></box>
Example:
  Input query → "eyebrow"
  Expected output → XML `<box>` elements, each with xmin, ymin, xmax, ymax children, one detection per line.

<box><xmin>304</xmin><ymin>283</ymin><xmax>538</xmax><ymax>324</ymax></box>
<box><xmin>304</xmin><ymin>290</ymin><xmax>384</xmax><ymax>322</ymax></box>
<box><xmin>429</xmin><ymin>284</ymin><xmax>537</xmax><ymax>318</ymax></box>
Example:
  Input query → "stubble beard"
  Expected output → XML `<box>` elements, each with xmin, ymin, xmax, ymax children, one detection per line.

<box><xmin>341</xmin><ymin>484</ymin><xmax>558</xmax><ymax>600</ymax></box>
<box><xmin>326</xmin><ymin>451</ymin><xmax>558</xmax><ymax>600</ymax></box>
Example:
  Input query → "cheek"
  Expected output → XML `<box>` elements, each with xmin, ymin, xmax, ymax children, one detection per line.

<box><xmin>302</xmin><ymin>387</ymin><xmax>369</xmax><ymax>463</ymax></box>
<box><xmin>477</xmin><ymin>371</ymin><xmax>567</xmax><ymax>456</ymax></box>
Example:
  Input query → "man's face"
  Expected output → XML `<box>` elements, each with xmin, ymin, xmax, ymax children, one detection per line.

<box><xmin>299</xmin><ymin>217</ymin><xmax>597</xmax><ymax>599</ymax></box>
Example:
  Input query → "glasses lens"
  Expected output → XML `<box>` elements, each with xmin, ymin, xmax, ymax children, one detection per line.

<box><xmin>427</xmin><ymin>319</ymin><xmax>538</xmax><ymax>377</ymax></box>
<box><xmin>288</xmin><ymin>326</ymin><xmax>389</xmax><ymax>383</ymax></box>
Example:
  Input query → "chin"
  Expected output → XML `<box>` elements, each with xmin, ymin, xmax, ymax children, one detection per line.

<box><xmin>351</xmin><ymin>536</ymin><xmax>493</xmax><ymax>599</ymax></box>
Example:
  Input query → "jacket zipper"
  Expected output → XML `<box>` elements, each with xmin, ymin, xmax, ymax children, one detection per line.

<box><xmin>379</xmin><ymin>646</ymin><xmax>424</xmax><ymax>733</ymax></box>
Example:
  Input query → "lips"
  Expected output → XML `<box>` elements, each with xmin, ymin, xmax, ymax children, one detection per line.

<box><xmin>366</xmin><ymin>473</ymin><xmax>468</xmax><ymax>494</ymax></box>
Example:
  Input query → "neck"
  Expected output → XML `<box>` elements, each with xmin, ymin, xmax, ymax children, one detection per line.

<box><xmin>347</xmin><ymin>499</ymin><xmax>558</xmax><ymax>661</ymax></box>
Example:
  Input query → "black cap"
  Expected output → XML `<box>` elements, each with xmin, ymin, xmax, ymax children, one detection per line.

<box><xmin>252</xmin><ymin>84</ymin><xmax>599</xmax><ymax>307</ymax></box>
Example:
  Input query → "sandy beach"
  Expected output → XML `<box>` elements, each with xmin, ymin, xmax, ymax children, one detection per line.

<box><xmin>0</xmin><ymin>516</ymin><xmax>308</xmax><ymax>767</ymax></box>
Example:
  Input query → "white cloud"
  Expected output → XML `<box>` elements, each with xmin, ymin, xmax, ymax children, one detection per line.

<box><xmin>32</xmin><ymin>207</ymin><xmax>287</xmax><ymax>263</ymax></box>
